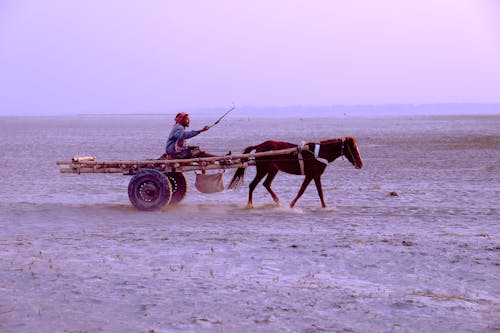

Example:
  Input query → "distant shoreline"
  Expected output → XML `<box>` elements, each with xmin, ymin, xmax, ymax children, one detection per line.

<box><xmin>2</xmin><ymin>103</ymin><xmax>499</xmax><ymax>117</ymax></box>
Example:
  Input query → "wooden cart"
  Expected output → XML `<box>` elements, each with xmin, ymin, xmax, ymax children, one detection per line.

<box><xmin>56</xmin><ymin>146</ymin><xmax>306</xmax><ymax>211</ymax></box>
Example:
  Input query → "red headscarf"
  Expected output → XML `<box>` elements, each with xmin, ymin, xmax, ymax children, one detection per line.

<box><xmin>175</xmin><ymin>112</ymin><xmax>188</xmax><ymax>123</ymax></box>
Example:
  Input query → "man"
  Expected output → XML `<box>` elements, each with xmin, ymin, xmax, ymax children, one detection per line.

<box><xmin>165</xmin><ymin>112</ymin><xmax>214</xmax><ymax>159</ymax></box>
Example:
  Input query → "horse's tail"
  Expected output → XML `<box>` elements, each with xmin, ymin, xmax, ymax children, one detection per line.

<box><xmin>227</xmin><ymin>145</ymin><xmax>256</xmax><ymax>189</ymax></box>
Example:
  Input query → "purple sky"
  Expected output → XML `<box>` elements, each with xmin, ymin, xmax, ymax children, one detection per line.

<box><xmin>1</xmin><ymin>0</ymin><xmax>499</xmax><ymax>115</ymax></box>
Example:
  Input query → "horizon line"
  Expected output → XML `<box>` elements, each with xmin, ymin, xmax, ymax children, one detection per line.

<box><xmin>2</xmin><ymin>102</ymin><xmax>499</xmax><ymax>117</ymax></box>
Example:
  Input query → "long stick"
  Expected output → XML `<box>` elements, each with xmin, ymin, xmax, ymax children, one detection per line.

<box><xmin>56</xmin><ymin>146</ymin><xmax>309</xmax><ymax>166</ymax></box>
<box><xmin>209</xmin><ymin>103</ymin><xmax>236</xmax><ymax>128</ymax></box>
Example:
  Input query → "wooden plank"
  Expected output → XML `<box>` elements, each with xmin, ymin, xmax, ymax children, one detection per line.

<box><xmin>56</xmin><ymin>145</ymin><xmax>307</xmax><ymax>167</ymax></box>
<box><xmin>58</xmin><ymin>161</ymin><xmax>256</xmax><ymax>174</ymax></box>
<box><xmin>60</xmin><ymin>168</ymin><xmax>125</xmax><ymax>174</ymax></box>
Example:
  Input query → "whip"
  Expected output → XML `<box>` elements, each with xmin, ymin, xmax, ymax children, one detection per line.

<box><xmin>209</xmin><ymin>103</ymin><xmax>236</xmax><ymax>128</ymax></box>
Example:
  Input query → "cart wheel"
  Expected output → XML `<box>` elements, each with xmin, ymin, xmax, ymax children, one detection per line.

<box><xmin>128</xmin><ymin>169</ymin><xmax>172</xmax><ymax>211</ymax></box>
<box><xmin>166</xmin><ymin>172</ymin><xmax>188</xmax><ymax>205</ymax></box>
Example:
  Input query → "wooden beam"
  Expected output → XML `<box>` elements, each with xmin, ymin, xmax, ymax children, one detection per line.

<box><xmin>56</xmin><ymin>145</ymin><xmax>307</xmax><ymax>167</ymax></box>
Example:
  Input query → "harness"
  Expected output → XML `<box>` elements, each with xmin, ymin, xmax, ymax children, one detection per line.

<box><xmin>313</xmin><ymin>143</ymin><xmax>329</xmax><ymax>165</ymax></box>
<box><xmin>297</xmin><ymin>141</ymin><xmax>307</xmax><ymax>175</ymax></box>
<box><xmin>296</xmin><ymin>140</ymin><xmax>334</xmax><ymax>175</ymax></box>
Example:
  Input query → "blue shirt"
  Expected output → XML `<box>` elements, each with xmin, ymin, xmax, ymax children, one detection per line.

<box><xmin>166</xmin><ymin>124</ymin><xmax>202</xmax><ymax>154</ymax></box>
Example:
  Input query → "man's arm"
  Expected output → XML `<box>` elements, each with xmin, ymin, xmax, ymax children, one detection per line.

<box><xmin>180</xmin><ymin>125</ymin><xmax>210</xmax><ymax>139</ymax></box>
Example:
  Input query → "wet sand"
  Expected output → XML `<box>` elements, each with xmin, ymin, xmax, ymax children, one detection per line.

<box><xmin>0</xmin><ymin>114</ymin><xmax>499</xmax><ymax>332</ymax></box>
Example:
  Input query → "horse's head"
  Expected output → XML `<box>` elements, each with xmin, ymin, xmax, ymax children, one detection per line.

<box><xmin>343</xmin><ymin>136</ymin><xmax>363</xmax><ymax>169</ymax></box>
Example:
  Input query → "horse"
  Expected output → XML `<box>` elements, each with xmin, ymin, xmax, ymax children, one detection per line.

<box><xmin>228</xmin><ymin>136</ymin><xmax>363</xmax><ymax>208</ymax></box>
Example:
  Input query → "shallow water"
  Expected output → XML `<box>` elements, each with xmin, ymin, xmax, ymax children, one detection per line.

<box><xmin>0</xmin><ymin>114</ymin><xmax>499</xmax><ymax>332</ymax></box>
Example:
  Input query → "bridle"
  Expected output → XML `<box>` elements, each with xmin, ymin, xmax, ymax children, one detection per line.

<box><xmin>342</xmin><ymin>138</ymin><xmax>358</xmax><ymax>167</ymax></box>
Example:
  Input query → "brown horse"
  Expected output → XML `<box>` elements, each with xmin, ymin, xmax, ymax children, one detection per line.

<box><xmin>228</xmin><ymin>136</ymin><xmax>363</xmax><ymax>208</ymax></box>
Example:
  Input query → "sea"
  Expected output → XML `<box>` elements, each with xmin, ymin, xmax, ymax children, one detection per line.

<box><xmin>0</xmin><ymin>111</ymin><xmax>499</xmax><ymax>332</ymax></box>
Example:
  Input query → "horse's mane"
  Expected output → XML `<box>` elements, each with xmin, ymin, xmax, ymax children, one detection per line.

<box><xmin>344</xmin><ymin>136</ymin><xmax>357</xmax><ymax>144</ymax></box>
<box><xmin>319</xmin><ymin>136</ymin><xmax>356</xmax><ymax>144</ymax></box>
<box><xmin>319</xmin><ymin>138</ymin><xmax>341</xmax><ymax>144</ymax></box>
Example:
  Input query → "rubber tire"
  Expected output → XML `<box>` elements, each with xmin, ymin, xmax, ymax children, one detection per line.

<box><xmin>166</xmin><ymin>172</ymin><xmax>188</xmax><ymax>205</ymax></box>
<box><xmin>128</xmin><ymin>169</ymin><xmax>172</xmax><ymax>211</ymax></box>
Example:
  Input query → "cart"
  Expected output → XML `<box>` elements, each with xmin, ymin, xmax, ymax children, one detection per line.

<box><xmin>56</xmin><ymin>146</ymin><xmax>306</xmax><ymax>211</ymax></box>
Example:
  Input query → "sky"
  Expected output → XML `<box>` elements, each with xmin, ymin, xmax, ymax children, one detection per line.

<box><xmin>0</xmin><ymin>0</ymin><xmax>499</xmax><ymax>115</ymax></box>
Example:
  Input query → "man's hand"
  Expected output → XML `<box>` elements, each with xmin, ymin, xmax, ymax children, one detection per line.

<box><xmin>201</xmin><ymin>125</ymin><xmax>210</xmax><ymax>132</ymax></box>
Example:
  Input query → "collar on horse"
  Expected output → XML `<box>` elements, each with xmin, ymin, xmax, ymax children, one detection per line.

<box><xmin>296</xmin><ymin>140</ymin><xmax>339</xmax><ymax>175</ymax></box>
<box><xmin>313</xmin><ymin>143</ymin><xmax>329</xmax><ymax>165</ymax></box>
<box><xmin>310</xmin><ymin>140</ymin><xmax>340</xmax><ymax>165</ymax></box>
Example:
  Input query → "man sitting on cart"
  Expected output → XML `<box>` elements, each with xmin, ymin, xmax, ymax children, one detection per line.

<box><xmin>164</xmin><ymin>112</ymin><xmax>216</xmax><ymax>159</ymax></box>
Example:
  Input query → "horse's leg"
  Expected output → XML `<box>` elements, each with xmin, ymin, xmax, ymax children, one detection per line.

<box><xmin>263</xmin><ymin>167</ymin><xmax>280</xmax><ymax>205</ymax></box>
<box><xmin>290</xmin><ymin>175</ymin><xmax>313</xmax><ymax>208</ymax></box>
<box><xmin>247</xmin><ymin>168</ymin><xmax>268</xmax><ymax>208</ymax></box>
<box><xmin>313</xmin><ymin>175</ymin><xmax>327</xmax><ymax>208</ymax></box>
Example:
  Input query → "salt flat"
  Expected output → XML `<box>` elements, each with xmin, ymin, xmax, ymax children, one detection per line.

<box><xmin>0</xmin><ymin>114</ymin><xmax>499</xmax><ymax>332</ymax></box>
